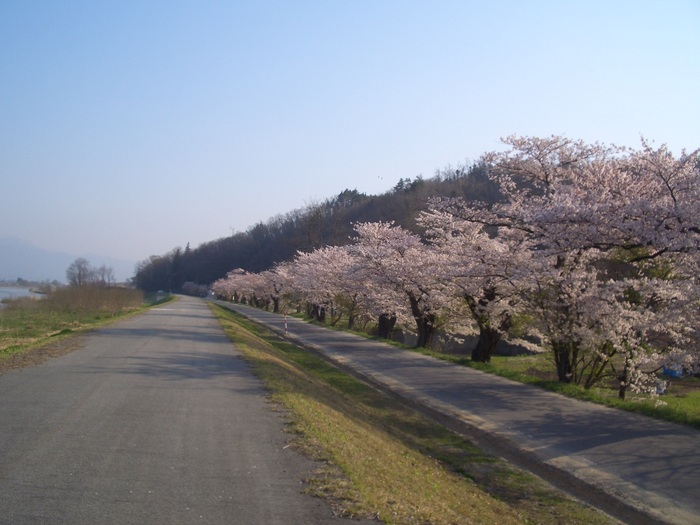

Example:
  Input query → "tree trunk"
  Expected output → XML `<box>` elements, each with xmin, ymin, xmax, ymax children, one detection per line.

<box><xmin>415</xmin><ymin>313</ymin><xmax>436</xmax><ymax>348</ymax></box>
<box><xmin>377</xmin><ymin>313</ymin><xmax>396</xmax><ymax>339</ymax></box>
<box><xmin>330</xmin><ymin>311</ymin><xmax>343</xmax><ymax>326</ymax></box>
<box><xmin>471</xmin><ymin>326</ymin><xmax>501</xmax><ymax>363</ymax></box>
<box><xmin>618</xmin><ymin>381</ymin><xmax>628</xmax><ymax>400</ymax></box>
<box><xmin>553</xmin><ymin>340</ymin><xmax>574</xmax><ymax>383</ymax></box>
<box><xmin>408</xmin><ymin>293</ymin><xmax>435</xmax><ymax>348</ymax></box>
<box><xmin>464</xmin><ymin>289</ymin><xmax>510</xmax><ymax>363</ymax></box>
<box><xmin>618</xmin><ymin>358</ymin><xmax>632</xmax><ymax>400</ymax></box>
<box><xmin>582</xmin><ymin>342</ymin><xmax>616</xmax><ymax>390</ymax></box>
<box><xmin>347</xmin><ymin>297</ymin><xmax>358</xmax><ymax>330</ymax></box>
<box><xmin>309</xmin><ymin>304</ymin><xmax>326</xmax><ymax>323</ymax></box>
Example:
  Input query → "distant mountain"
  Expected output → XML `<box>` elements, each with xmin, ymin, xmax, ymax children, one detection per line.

<box><xmin>0</xmin><ymin>237</ymin><xmax>136</xmax><ymax>283</ymax></box>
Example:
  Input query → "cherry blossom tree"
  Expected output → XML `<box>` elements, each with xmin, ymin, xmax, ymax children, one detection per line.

<box><xmin>213</xmin><ymin>134</ymin><xmax>698</xmax><ymax>399</ymax></box>
<box><xmin>285</xmin><ymin>245</ymin><xmax>367</xmax><ymax>326</ymax></box>
<box><xmin>349</xmin><ymin>221</ymin><xmax>452</xmax><ymax>347</ymax></box>
<box><xmin>477</xmin><ymin>135</ymin><xmax>700</xmax><ymax>392</ymax></box>
<box><xmin>211</xmin><ymin>268</ymin><xmax>244</xmax><ymax>302</ymax></box>
<box><xmin>211</xmin><ymin>268</ymin><xmax>262</xmax><ymax>306</ymax></box>
<box><xmin>257</xmin><ymin>267</ymin><xmax>289</xmax><ymax>313</ymax></box>
<box><xmin>418</xmin><ymin>203</ymin><xmax>528</xmax><ymax>362</ymax></box>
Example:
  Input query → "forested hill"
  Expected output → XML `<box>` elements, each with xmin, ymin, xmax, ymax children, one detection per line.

<box><xmin>134</xmin><ymin>163</ymin><xmax>499</xmax><ymax>292</ymax></box>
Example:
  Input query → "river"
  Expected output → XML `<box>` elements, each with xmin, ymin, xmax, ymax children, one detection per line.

<box><xmin>0</xmin><ymin>286</ymin><xmax>44</xmax><ymax>308</ymax></box>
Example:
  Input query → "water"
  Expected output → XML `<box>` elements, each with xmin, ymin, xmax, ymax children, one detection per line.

<box><xmin>0</xmin><ymin>286</ymin><xmax>43</xmax><ymax>308</ymax></box>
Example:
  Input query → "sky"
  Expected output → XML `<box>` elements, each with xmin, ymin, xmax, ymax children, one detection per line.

<box><xmin>1</xmin><ymin>1</ymin><xmax>698</xmax><ymax>275</ymax></box>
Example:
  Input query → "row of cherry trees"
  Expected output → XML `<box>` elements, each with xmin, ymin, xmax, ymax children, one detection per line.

<box><xmin>213</xmin><ymin>136</ymin><xmax>700</xmax><ymax>398</ymax></box>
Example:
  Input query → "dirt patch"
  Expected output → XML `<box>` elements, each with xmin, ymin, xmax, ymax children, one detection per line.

<box><xmin>0</xmin><ymin>336</ymin><xmax>84</xmax><ymax>376</ymax></box>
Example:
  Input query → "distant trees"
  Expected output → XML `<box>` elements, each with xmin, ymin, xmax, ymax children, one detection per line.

<box><xmin>135</xmin><ymin>165</ymin><xmax>495</xmax><ymax>293</ymax></box>
<box><xmin>66</xmin><ymin>258</ymin><xmax>91</xmax><ymax>287</ymax></box>
<box><xmin>283</xmin><ymin>246</ymin><xmax>365</xmax><ymax>326</ymax></box>
<box><xmin>66</xmin><ymin>258</ymin><xmax>115</xmax><ymax>287</ymax></box>
<box><xmin>94</xmin><ymin>264</ymin><xmax>115</xmax><ymax>287</ymax></box>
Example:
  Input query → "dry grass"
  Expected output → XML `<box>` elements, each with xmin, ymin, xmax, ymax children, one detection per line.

<box><xmin>0</xmin><ymin>286</ymin><xmax>147</xmax><ymax>355</ymax></box>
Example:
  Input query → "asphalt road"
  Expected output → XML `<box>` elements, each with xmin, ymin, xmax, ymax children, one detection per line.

<box><xmin>218</xmin><ymin>301</ymin><xmax>700</xmax><ymax>525</ymax></box>
<box><xmin>0</xmin><ymin>297</ymin><xmax>374</xmax><ymax>525</ymax></box>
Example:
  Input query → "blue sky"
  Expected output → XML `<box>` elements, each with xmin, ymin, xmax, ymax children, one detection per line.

<box><xmin>1</xmin><ymin>1</ymin><xmax>698</xmax><ymax>274</ymax></box>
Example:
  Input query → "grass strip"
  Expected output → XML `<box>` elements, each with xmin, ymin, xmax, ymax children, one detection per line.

<box><xmin>0</xmin><ymin>290</ymin><xmax>174</xmax><ymax>371</ymax></box>
<box><xmin>411</xmin><ymin>349</ymin><xmax>700</xmax><ymax>430</ymax></box>
<box><xmin>301</xmin><ymin>315</ymin><xmax>700</xmax><ymax>429</ymax></box>
<box><xmin>211</xmin><ymin>304</ymin><xmax>618</xmax><ymax>525</ymax></box>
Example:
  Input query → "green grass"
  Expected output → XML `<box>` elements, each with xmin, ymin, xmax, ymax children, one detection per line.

<box><xmin>211</xmin><ymin>304</ymin><xmax>618</xmax><ymax>525</ymax></box>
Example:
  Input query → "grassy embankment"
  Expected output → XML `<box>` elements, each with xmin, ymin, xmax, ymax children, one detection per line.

<box><xmin>0</xmin><ymin>287</ymin><xmax>170</xmax><ymax>364</ymax></box>
<box><xmin>211</xmin><ymin>304</ymin><xmax>618</xmax><ymax>525</ymax></box>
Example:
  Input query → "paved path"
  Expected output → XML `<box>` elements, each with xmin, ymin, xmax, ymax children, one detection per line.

<box><xmin>218</xmin><ymin>301</ymin><xmax>700</xmax><ymax>525</ymax></box>
<box><xmin>0</xmin><ymin>297</ymin><xmax>374</xmax><ymax>525</ymax></box>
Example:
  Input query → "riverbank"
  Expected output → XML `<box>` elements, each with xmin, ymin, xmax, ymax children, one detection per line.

<box><xmin>0</xmin><ymin>287</ymin><xmax>150</xmax><ymax>357</ymax></box>
<box><xmin>0</xmin><ymin>286</ymin><xmax>42</xmax><ymax>298</ymax></box>
<box><xmin>0</xmin><ymin>286</ymin><xmax>46</xmax><ymax>309</ymax></box>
